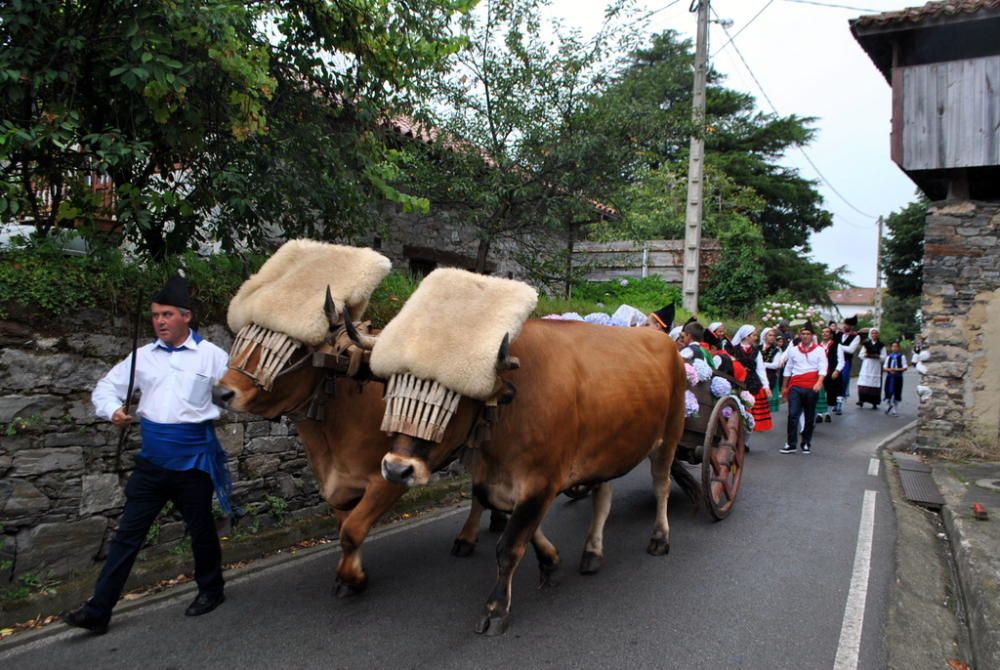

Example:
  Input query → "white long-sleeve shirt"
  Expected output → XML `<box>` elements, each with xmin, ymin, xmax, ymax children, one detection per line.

<box><xmin>782</xmin><ymin>343</ymin><xmax>828</xmax><ymax>382</ymax></box>
<box><xmin>92</xmin><ymin>331</ymin><xmax>229</xmax><ymax>425</ymax></box>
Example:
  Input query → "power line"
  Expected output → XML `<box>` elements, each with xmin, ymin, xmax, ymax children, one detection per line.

<box><xmin>712</xmin><ymin>0</ymin><xmax>775</xmax><ymax>58</ymax></box>
<box><xmin>709</xmin><ymin>5</ymin><xmax>879</xmax><ymax>220</ymax></box>
<box><xmin>782</xmin><ymin>0</ymin><xmax>882</xmax><ymax>12</ymax></box>
<box><xmin>644</xmin><ymin>0</ymin><xmax>685</xmax><ymax>20</ymax></box>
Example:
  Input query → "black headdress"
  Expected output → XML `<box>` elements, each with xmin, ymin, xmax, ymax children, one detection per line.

<box><xmin>702</xmin><ymin>326</ymin><xmax>721</xmax><ymax>349</ymax></box>
<box><xmin>650</xmin><ymin>303</ymin><xmax>675</xmax><ymax>330</ymax></box>
<box><xmin>152</xmin><ymin>275</ymin><xmax>192</xmax><ymax>310</ymax></box>
<box><xmin>801</xmin><ymin>320</ymin><xmax>815</xmax><ymax>334</ymax></box>
<box><xmin>844</xmin><ymin>315</ymin><xmax>858</xmax><ymax>327</ymax></box>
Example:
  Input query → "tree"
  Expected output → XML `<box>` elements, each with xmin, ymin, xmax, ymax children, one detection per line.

<box><xmin>402</xmin><ymin>0</ymin><xmax>643</xmax><ymax>288</ymax></box>
<box><xmin>880</xmin><ymin>197</ymin><xmax>928</xmax><ymax>339</ymax></box>
<box><xmin>579</xmin><ymin>30</ymin><xmax>838</xmax><ymax>303</ymax></box>
<box><xmin>0</xmin><ymin>0</ymin><xmax>472</xmax><ymax>259</ymax></box>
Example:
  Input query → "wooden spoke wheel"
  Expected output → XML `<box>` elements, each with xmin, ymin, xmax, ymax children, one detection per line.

<box><xmin>701</xmin><ymin>395</ymin><xmax>746</xmax><ymax>520</ymax></box>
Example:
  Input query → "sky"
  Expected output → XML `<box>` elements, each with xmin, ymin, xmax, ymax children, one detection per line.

<box><xmin>545</xmin><ymin>0</ymin><xmax>922</xmax><ymax>288</ymax></box>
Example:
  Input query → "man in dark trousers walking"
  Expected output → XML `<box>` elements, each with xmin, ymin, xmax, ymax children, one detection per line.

<box><xmin>779</xmin><ymin>321</ymin><xmax>827</xmax><ymax>455</ymax></box>
<box><xmin>63</xmin><ymin>276</ymin><xmax>231</xmax><ymax>634</ymax></box>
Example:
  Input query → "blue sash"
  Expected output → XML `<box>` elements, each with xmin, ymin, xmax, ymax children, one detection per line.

<box><xmin>139</xmin><ymin>418</ymin><xmax>234</xmax><ymax>516</ymax></box>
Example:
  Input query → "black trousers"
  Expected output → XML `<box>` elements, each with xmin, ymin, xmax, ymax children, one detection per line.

<box><xmin>85</xmin><ymin>457</ymin><xmax>224</xmax><ymax>620</ymax></box>
<box><xmin>787</xmin><ymin>386</ymin><xmax>819</xmax><ymax>448</ymax></box>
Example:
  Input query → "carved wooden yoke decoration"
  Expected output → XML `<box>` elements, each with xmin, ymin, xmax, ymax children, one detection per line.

<box><xmin>229</xmin><ymin>323</ymin><xmax>304</xmax><ymax>392</ymax></box>
<box><xmin>381</xmin><ymin>373</ymin><xmax>463</xmax><ymax>443</ymax></box>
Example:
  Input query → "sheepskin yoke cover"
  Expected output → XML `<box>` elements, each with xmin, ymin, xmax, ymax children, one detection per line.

<box><xmin>370</xmin><ymin>268</ymin><xmax>538</xmax><ymax>400</ymax></box>
<box><xmin>227</xmin><ymin>240</ymin><xmax>391</xmax><ymax>346</ymax></box>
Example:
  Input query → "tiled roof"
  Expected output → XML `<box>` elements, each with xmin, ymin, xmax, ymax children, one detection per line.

<box><xmin>829</xmin><ymin>287</ymin><xmax>878</xmax><ymax>306</ymax></box>
<box><xmin>851</xmin><ymin>0</ymin><xmax>1000</xmax><ymax>31</ymax></box>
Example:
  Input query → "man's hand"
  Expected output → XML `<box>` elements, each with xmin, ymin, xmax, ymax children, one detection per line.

<box><xmin>111</xmin><ymin>407</ymin><xmax>133</xmax><ymax>427</ymax></box>
<box><xmin>832</xmin><ymin>370</ymin><xmax>840</xmax><ymax>379</ymax></box>
<box><xmin>764</xmin><ymin>388</ymin><xmax>772</xmax><ymax>399</ymax></box>
<box><xmin>812</xmin><ymin>381</ymin><xmax>823</xmax><ymax>392</ymax></box>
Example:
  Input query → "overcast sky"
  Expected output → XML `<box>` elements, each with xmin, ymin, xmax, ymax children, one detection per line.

<box><xmin>545</xmin><ymin>0</ymin><xmax>922</xmax><ymax>288</ymax></box>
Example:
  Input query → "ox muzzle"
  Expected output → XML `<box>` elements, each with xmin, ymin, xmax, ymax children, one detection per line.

<box><xmin>381</xmin><ymin>436</ymin><xmax>433</xmax><ymax>488</ymax></box>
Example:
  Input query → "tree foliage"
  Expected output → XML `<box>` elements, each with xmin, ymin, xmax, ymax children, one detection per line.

<box><xmin>0</xmin><ymin>0</ymin><xmax>472</xmax><ymax>258</ymax></box>
<box><xmin>402</xmin><ymin>0</ymin><xmax>643</xmax><ymax>288</ymax></box>
<box><xmin>580</xmin><ymin>30</ymin><xmax>838</xmax><ymax>304</ymax></box>
<box><xmin>880</xmin><ymin>197</ymin><xmax>927</xmax><ymax>339</ymax></box>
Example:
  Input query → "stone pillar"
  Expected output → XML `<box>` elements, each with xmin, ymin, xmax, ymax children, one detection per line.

<box><xmin>917</xmin><ymin>201</ymin><xmax>1000</xmax><ymax>452</ymax></box>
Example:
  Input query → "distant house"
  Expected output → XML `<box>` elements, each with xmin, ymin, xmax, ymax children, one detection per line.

<box><xmin>826</xmin><ymin>287</ymin><xmax>879</xmax><ymax>321</ymax></box>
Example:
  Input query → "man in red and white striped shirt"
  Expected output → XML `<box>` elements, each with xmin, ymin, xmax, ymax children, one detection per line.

<box><xmin>780</xmin><ymin>321</ymin><xmax>827</xmax><ymax>454</ymax></box>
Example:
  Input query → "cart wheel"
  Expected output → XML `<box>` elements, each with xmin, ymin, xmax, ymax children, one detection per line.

<box><xmin>701</xmin><ymin>395</ymin><xmax>746</xmax><ymax>520</ymax></box>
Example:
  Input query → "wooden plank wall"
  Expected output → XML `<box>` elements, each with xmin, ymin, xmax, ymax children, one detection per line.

<box><xmin>572</xmin><ymin>239</ymin><xmax>721</xmax><ymax>282</ymax></box>
<box><xmin>901</xmin><ymin>55</ymin><xmax>1000</xmax><ymax>171</ymax></box>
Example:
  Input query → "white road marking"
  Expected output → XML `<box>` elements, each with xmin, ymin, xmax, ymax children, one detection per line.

<box><xmin>833</xmin><ymin>489</ymin><xmax>877</xmax><ymax>670</ymax></box>
<box><xmin>867</xmin><ymin>458</ymin><xmax>879</xmax><ymax>477</ymax></box>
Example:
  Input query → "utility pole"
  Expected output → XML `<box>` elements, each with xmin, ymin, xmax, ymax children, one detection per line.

<box><xmin>873</xmin><ymin>215</ymin><xmax>884</xmax><ymax>329</ymax></box>
<box><xmin>682</xmin><ymin>0</ymin><xmax>710</xmax><ymax>315</ymax></box>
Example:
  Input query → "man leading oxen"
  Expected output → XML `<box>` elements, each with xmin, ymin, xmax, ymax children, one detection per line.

<box><xmin>357</xmin><ymin>268</ymin><xmax>698</xmax><ymax>636</ymax></box>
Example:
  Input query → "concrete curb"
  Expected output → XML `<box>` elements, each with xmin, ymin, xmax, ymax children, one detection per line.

<box><xmin>878</xmin><ymin>421</ymin><xmax>972</xmax><ymax>670</ymax></box>
<box><xmin>0</xmin><ymin>503</ymin><xmax>469</xmax><ymax>655</ymax></box>
<box><xmin>933</xmin><ymin>465</ymin><xmax>1000</xmax><ymax>670</ymax></box>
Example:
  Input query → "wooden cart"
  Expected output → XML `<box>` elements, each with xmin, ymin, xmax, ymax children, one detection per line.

<box><xmin>676</xmin><ymin>375</ymin><xmax>747</xmax><ymax>520</ymax></box>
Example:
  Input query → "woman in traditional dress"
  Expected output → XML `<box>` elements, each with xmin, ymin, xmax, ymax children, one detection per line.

<box><xmin>883</xmin><ymin>341</ymin><xmax>907</xmax><ymax>416</ymax></box>
<box><xmin>760</xmin><ymin>327</ymin><xmax>783</xmax><ymax>414</ymax></box>
<box><xmin>816</xmin><ymin>325</ymin><xmax>841</xmax><ymax>423</ymax></box>
<box><xmin>730</xmin><ymin>325</ymin><xmax>773</xmax><ymax>435</ymax></box>
<box><xmin>856</xmin><ymin>328</ymin><xmax>886</xmax><ymax>409</ymax></box>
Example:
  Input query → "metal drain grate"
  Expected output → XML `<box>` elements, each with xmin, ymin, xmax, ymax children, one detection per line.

<box><xmin>898</xmin><ymin>468</ymin><xmax>945</xmax><ymax>509</ymax></box>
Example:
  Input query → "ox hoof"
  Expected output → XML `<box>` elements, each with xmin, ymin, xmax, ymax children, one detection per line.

<box><xmin>475</xmin><ymin>611</ymin><xmax>510</xmax><ymax>636</ymax></box>
<box><xmin>538</xmin><ymin>566</ymin><xmax>560</xmax><ymax>589</ymax></box>
<box><xmin>451</xmin><ymin>538</ymin><xmax>476</xmax><ymax>557</ymax></box>
<box><xmin>334</xmin><ymin>576</ymin><xmax>368</xmax><ymax>598</ymax></box>
<box><xmin>646</xmin><ymin>538</ymin><xmax>670</xmax><ymax>556</ymax></box>
<box><xmin>579</xmin><ymin>551</ymin><xmax>603</xmax><ymax>575</ymax></box>
<box><xmin>488</xmin><ymin>512</ymin><xmax>508</xmax><ymax>534</ymax></box>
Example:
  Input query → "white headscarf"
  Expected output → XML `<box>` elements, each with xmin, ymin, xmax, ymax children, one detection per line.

<box><xmin>708</xmin><ymin>321</ymin><xmax>723</xmax><ymax>333</ymax></box>
<box><xmin>731</xmin><ymin>324</ymin><xmax>756</xmax><ymax>348</ymax></box>
<box><xmin>760</xmin><ymin>326</ymin><xmax>773</xmax><ymax>342</ymax></box>
<box><xmin>669</xmin><ymin>326</ymin><xmax>683</xmax><ymax>341</ymax></box>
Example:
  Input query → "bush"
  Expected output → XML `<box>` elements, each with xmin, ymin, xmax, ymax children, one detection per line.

<box><xmin>568</xmin><ymin>276</ymin><xmax>681</xmax><ymax>313</ymax></box>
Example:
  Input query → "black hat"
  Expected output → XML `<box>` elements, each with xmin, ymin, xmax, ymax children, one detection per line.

<box><xmin>702</xmin><ymin>326</ymin><xmax>720</xmax><ymax>348</ymax></box>
<box><xmin>844</xmin><ymin>315</ymin><xmax>858</xmax><ymax>327</ymax></box>
<box><xmin>152</xmin><ymin>275</ymin><xmax>192</xmax><ymax>310</ymax></box>
<box><xmin>650</xmin><ymin>303</ymin><xmax>675</xmax><ymax>330</ymax></box>
<box><xmin>801</xmin><ymin>320</ymin><xmax>816</xmax><ymax>333</ymax></box>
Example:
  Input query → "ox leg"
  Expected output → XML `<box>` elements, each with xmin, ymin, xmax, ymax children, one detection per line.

<box><xmin>648</xmin><ymin>427</ymin><xmax>682</xmax><ymax>556</ymax></box>
<box><xmin>334</xmin><ymin>480</ymin><xmax>408</xmax><ymax>598</ymax></box>
<box><xmin>580</xmin><ymin>482</ymin><xmax>613</xmax><ymax>574</ymax></box>
<box><xmin>476</xmin><ymin>493</ymin><xmax>556</xmax><ymax>637</ymax></box>
<box><xmin>531</xmin><ymin>527</ymin><xmax>561</xmax><ymax>589</ymax></box>
<box><xmin>452</xmin><ymin>497</ymin><xmax>486</xmax><ymax>557</ymax></box>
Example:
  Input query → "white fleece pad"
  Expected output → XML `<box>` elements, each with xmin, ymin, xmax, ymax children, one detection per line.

<box><xmin>227</xmin><ymin>240</ymin><xmax>391</xmax><ymax>346</ymax></box>
<box><xmin>370</xmin><ymin>268</ymin><xmax>538</xmax><ymax>399</ymax></box>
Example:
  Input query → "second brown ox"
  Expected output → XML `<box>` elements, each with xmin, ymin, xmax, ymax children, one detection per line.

<box><xmin>373</xmin><ymin>319</ymin><xmax>698</xmax><ymax>636</ymax></box>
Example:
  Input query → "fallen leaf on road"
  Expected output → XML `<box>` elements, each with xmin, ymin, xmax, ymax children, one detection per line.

<box><xmin>947</xmin><ymin>659</ymin><xmax>970</xmax><ymax>670</ymax></box>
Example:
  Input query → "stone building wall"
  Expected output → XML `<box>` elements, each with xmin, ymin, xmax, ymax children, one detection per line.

<box><xmin>0</xmin><ymin>319</ymin><xmax>328</xmax><ymax>584</ymax></box>
<box><xmin>917</xmin><ymin>200</ymin><xmax>1000</xmax><ymax>451</ymax></box>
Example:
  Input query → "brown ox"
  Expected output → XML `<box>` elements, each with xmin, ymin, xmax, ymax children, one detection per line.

<box><xmin>213</xmin><ymin>306</ymin><xmax>495</xmax><ymax>597</ymax></box>
<box><xmin>376</xmin><ymin>319</ymin><xmax>697</xmax><ymax>635</ymax></box>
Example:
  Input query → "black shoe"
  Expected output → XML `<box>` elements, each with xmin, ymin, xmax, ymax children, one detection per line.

<box><xmin>63</xmin><ymin>606</ymin><xmax>109</xmax><ymax>635</ymax></box>
<box><xmin>185</xmin><ymin>591</ymin><xmax>225</xmax><ymax>617</ymax></box>
<box><xmin>824</xmin><ymin>415</ymin><xmax>832</xmax><ymax>422</ymax></box>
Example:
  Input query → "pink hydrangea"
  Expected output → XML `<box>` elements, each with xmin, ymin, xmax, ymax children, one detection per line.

<box><xmin>740</xmin><ymin>390</ymin><xmax>756</xmax><ymax>408</ymax></box>
<box><xmin>684</xmin><ymin>363</ymin><xmax>699</xmax><ymax>387</ymax></box>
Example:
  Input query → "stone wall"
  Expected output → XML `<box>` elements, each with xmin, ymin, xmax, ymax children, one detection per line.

<box><xmin>0</xmin><ymin>319</ymin><xmax>328</xmax><ymax>585</ymax></box>
<box><xmin>917</xmin><ymin>200</ymin><xmax>1000</xmax><ymax>451</ymax></box>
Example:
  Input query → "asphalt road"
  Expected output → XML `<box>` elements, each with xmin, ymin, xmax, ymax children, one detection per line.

<box><xmin>3</xmin><ymin>388</ymin><xmax>916</xmax><ymax>670</ymax></box>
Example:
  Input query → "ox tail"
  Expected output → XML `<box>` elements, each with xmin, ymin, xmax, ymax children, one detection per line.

<box><xmin>670</xmin><ymin>459</ymin><xmax>701</xmax><ymax>512</ymax></box>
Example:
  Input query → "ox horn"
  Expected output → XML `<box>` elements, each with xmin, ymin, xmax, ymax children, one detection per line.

<box><xmin>496</xmin><ymin>333</ymin><xmax>520</xmax><ymax>371</ymax></box>
<box><xmin>324</xmin><ymin>285</ymin><xmax>341</xmax><ymax>330</ymax></box>
<box><xmin>343</xmin><ymin>315</ymin><xmax>377</xmax><ymax>351</ymax></box>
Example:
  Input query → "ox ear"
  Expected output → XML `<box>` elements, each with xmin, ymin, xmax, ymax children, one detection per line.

<box><xmin>324</xmin><ymin>286</ymin><xmax>342</xmax><ymax>330</ymax></box>
<box><xmin>496</xmin><ymin>333</ymin><xmax>520</xmax><ymax>371</ymax></box>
